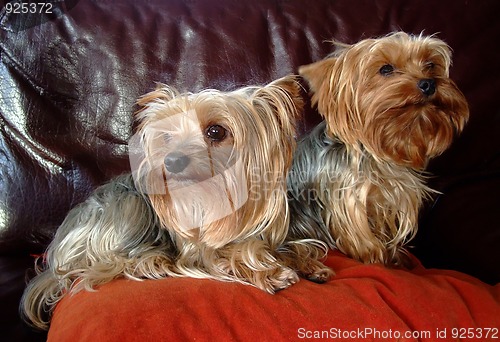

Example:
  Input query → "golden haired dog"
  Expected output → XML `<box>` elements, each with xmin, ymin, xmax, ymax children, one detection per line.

<box><xmin>21</xmin><ymin>76</ymin><xmax>332</xmax><ymax>330</ymax></box>
<box><xmin>287</xmin><ymin>32</ymin><xmax>469</xmax><ymax>267</ymax></box>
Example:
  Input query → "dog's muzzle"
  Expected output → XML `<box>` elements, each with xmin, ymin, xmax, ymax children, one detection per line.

<box><xmin>417</xmin><ymin>78</ymin><xmax>436</xmax><ymax>97</ymax></box>
<box><xmin>164</xmin><ymin>152</ymin><xmax>190</xmax><ymax>173</ymax></box>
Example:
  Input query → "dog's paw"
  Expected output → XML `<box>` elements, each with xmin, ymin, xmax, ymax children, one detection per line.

<box><xmin>306</xmin><ymin>266</ymin><xmax>334</xmax><ymax>284</ymax></box>
<box><xmin>268</xmin><ymin>266</ymin><xmax>300</xmax><ymax>293</ymax></box>
<box><xmin>299</xmin><ymin>259</ymin><xmax>334</xmax><ymax>284</ymax></box>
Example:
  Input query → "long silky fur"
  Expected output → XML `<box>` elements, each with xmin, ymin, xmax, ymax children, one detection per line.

<box><xmin>20</xmin><ymin>174</ymin><xmax>176</xmax><ymax>330</ymax></box>
<box><xmin>21</xmin><ymin>76</ymin><xmax>333</xmax><ymax>330</ymax></box>
<box><xmin>287</xmin><ymin>122</ymin><xmax>433</xmax><ymax>266</ymax></box>
<box><xmin>289</xmin><ymin>32</ymin><xmax>469</xmax><ymax>267</ymax></box>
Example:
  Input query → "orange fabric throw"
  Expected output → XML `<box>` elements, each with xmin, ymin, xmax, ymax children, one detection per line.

<box><xmin>49</xmin><ymin>252</ymin><xmax>500</xmax><ymax>341</ymax></box>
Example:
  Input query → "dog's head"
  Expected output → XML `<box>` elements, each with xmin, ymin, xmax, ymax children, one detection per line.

<box><xmin>130</xmin><ymin>76</ymin><xmax>302</xmax><ymax>248</ymax></box>
<box><xmin>300</xmin><ymin>32</ymin><xmax>469</xmax><ymax>169</ymax></box>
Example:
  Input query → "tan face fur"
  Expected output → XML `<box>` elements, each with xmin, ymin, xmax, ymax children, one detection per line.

<box><xmin>133</xmin><ymin>77</ymin><xmax>302</xmax><ymax>248</ymax></box>
<box><xmin>300</xmin><ymin>32</ymin><xmax>469</xmax><ymax>169</ymax></box>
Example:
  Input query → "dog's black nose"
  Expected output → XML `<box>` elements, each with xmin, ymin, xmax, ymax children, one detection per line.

<box><xmin>164</xmin><ymin>152</ymin><xmax>190</xmax><ymax>173</ymax></box>
<box><xmin>418</xmin><ymin>78</ymin><xmax>436</xmax><ymax>96</ymax></box>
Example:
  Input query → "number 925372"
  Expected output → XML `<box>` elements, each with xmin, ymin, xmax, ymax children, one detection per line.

<box><xmin>4</xmin><ymin>2</ymin><xmax>53</xmax><ymax>14</ymax></box>
<box><xmin>451</xmin><ymin>327</ymin><xmax>498</xmax><ymax>339</ymax></box>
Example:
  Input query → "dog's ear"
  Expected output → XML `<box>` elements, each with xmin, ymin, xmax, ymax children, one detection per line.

<box><xmin>251</xmin><ymin>75</ymin><xmax>304</xmax><ymax>138</ymax></box>
<box><xmin>136</xmin><ymin>84</ymin><xmax>178</xmax><ymax>108</ymax></box>
<box><xmin>298</xmin><ymin>58</ymin><xmax>337</xmax><ymax>97</ymax></box>
<box><xmin>265</xmin><ymin>75</ymin><xmax>304</xmax><ymax>120</ymax></box>
<box><xmin>134</xmin><ymin>84</ymin><xmax>181</xmax><ymax>127</ymax></box>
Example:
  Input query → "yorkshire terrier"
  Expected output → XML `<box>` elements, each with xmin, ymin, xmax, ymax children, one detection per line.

<box><xmin>21</xmin><ymin>76</ymin><xmax>332</xmax><ymax>330</ymax></box>
<box><xmin>287</xmin><ymin>32</ymin><xmax>469</xmax><ymax>267</ymax></box>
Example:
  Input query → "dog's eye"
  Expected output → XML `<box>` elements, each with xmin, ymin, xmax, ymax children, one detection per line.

<box><xmin>163</xmin><ymin>133</ymin><xmax>172</xmax><ymax>143</ymax></box>
<box><xmin>425</xmin><ymin>62</ymin><xmax>435</xmax><ymax>71</ymax></box>
<box><xmin>205</xmin><ymin>125</ymin><xmax>227</xmax><ymax>142</ymax></box>
<box><xmin>379</xmin><ymin>64</ymin><xmax>395</xmax><ymax>76</ymax></box>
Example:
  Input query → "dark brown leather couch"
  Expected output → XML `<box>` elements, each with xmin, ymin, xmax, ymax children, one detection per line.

<box><xmin>1</xmin><ymin>0</ymin><xmax>499</xmax><ymax>340</ymax></box>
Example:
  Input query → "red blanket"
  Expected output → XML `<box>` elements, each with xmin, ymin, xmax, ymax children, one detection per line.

<box><xmin>49</xmin><ymin>252</ymin><xmax>500</xmax><ymax>341</ymax></box>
